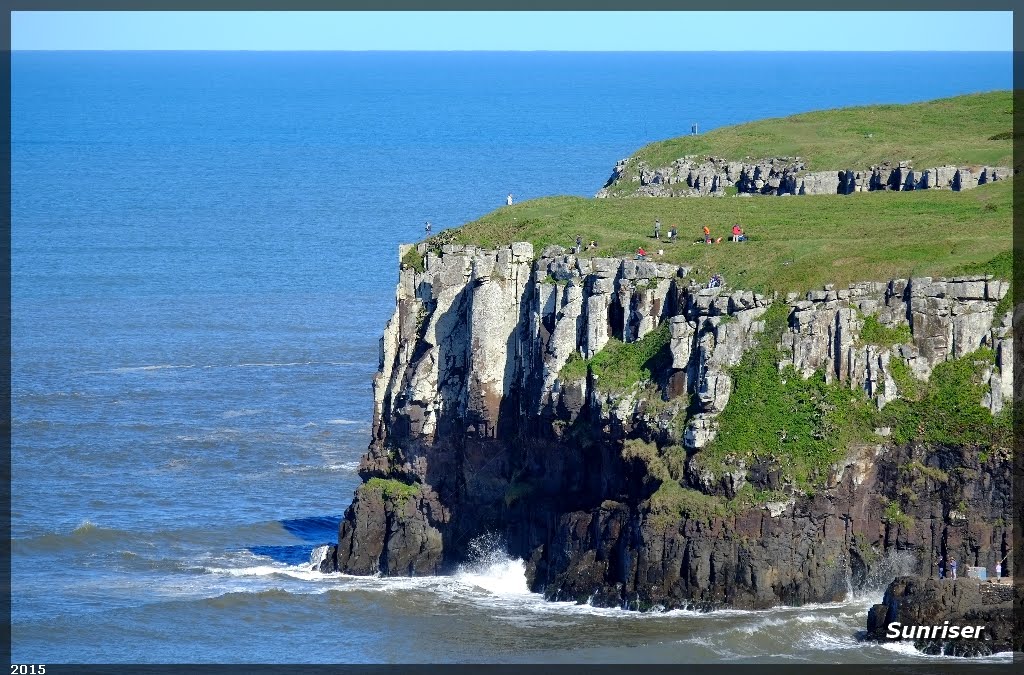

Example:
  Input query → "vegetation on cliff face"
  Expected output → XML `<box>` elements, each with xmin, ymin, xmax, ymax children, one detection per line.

<box><xmin>857</xmin><ymin>314</ymin><xmax>912</xmax><ymax>348</ymax></box>
<box><xmin>401</xmin><ymin>246</ymin><xmax>425</xmax><ymax>273</ymax></box>
<box><xmin>450</xmin><ymin>177</ymin><xmax>1011</xmax><ymax>295</ymax></box>
<box><xmin>363</xmin><ymin>477</ymin><xmax>421</xmax><ymax>506</ymax></box>
<box><xmin>881</xmin><ymin>348</ymin><xmax>1011</xmax><ymax>450</ymax></box>
<box><xmin>698</xmin><ymin>303</ymin><xmax>879</xmax><ymax>488</ymax></box>
<box><xmin>559</xmin><ymin>321</ymin><xmax>671</xmax><ymax>392</ymax></box>
<box><xmin>611</xmin><ymin>91</ymin><xmax>1012</xmax><ymax>180</ymax></box>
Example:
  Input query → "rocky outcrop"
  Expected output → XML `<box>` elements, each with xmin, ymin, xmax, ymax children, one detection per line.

<box><xmin>325</xmin><ymin>242</ymin><xmax>1013</xmax><ymax>614</ymax></box>
<box><xmin>780</xmin><ymin>276</ymin><xmax>1010</xmax><ymax>409</ymax></box>
<box><xmin>866</xmin><ymin>577</ymin><xmax>1016</xmax><ymax>656</ymax></box>
<box><xmin>595</xmin><ymin>155</ymin><xmax>1013</xmax><ymax>198</ymax></box>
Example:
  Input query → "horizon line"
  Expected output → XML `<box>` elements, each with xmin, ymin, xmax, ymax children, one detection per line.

<box><xmin>12</xmin><ymin>48</ymin><xmax>1014</xmax><ymax>53</ymax></box>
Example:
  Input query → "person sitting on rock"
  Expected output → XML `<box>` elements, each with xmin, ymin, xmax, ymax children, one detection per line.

<box><xmin>669</xmin><ymin>225</ymin><xmax>678</xmax><ymax>241</ymax></box>
<box><xmin>635</xmin><ymin>246</ymin><xmax>647</xmax><ymax>260</ymax></box>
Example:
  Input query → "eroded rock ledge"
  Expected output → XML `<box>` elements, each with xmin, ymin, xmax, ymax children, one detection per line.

<box><xmin>321</xmin><ymin>242</ymin><xmax>1013</xmax><ymax>614</ymax></box>
<box><xmin>596</xmin><ymin>155</ymin><xmax>1012</xmax><ymax>198</ymax></box>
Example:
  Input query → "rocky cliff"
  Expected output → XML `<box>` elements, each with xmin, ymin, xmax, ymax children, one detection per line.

<box><xmin>321</xmin><ymin>243</ymin><xmax>1014</xmax><ymax>613</ymax></box>
<box><xmin>865</xmin><ymin>577</ymin><xmax>1016</xmax><ymax>656</ymax></box>
<box><xmin>596</xmin><ymin>155</ymin><xmax>1013</xmax><ymax>198</ymax></box>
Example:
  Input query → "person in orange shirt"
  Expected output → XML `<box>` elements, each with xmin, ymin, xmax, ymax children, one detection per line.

<box><xmin>702</xmin><ymin>225</ymin><xmax>711</xmax><ymax>244</ymax></box>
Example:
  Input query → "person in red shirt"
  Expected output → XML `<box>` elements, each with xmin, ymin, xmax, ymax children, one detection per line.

<box><xmin>636</xmin><ymin>246</ymin><xmax>647</xmax><ymax>259</ymax></box>
<box><xmin>732</xmin><ymin>224</ymin><xmax>743</xmax><ymax>241</ymax></box>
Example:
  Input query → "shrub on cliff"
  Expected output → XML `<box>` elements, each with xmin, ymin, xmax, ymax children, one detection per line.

<box><xmin>884</xmin><ymin>348</ymin><xmax>1010</xmax><ymax>449</ymax></box>
<box><xmin>857</xmin><ymin>314</ymin><xmax>912</xmax><ymax>348</ymax></box>
<box><xmin>363</xmin><ymin>477</ymin><xmax>421</xmax><ymax>507</ymax></box>
<box><xmin>560</xmin><ymin>322</ymin><xmax>671</xmax><ymax>393</ymax></box>
<box><xmin>401</xmin><ymin>247</ymin><xmax>425</xmax><ymax>273</ymax></box>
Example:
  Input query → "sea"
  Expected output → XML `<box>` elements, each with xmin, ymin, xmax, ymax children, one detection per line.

<box><xmin>10</xmin><ymin>51</ymin><xmax>1014</xmax><ymax>664</ymax></box>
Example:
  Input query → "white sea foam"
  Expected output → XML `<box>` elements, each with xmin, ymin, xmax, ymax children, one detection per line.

<box><xmin>279</xmin><ymin>460</ymin><xmax>360</xmax><ymax>475</ymax></box>
<box><xmin>878</xmin><ymin>641</ymin><xmax>1015</xmax><ymax>661</ymax></box>
<box><xmin>104</xmin><ymin>364</ymin><xmax>196</xmax><ymax>373</ymax></box>
<box><xmin>221</xmin><ymin>408</ymin><xmax>263</xmax><ymax>419</ymax></box>
<box><xmin>204</xmin><ymin>563</ymin><xmax>341</xmax><ymax>582</ymax></box>
<box><xmin>326</xmin><ymin>418</ymin><xmax>360</xmax><ymax>425</ymax></box>
<box><xmin>309</xmin><ymin>544</ymin><xmax>330</xmax><ymax>570</ymax></box>
<box><xmin>453</xmin><ymin>555</ymin><xmax>532</xmax><ymax>596</ymax></box>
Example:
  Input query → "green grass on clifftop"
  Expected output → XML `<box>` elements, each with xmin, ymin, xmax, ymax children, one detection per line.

<box><xmin>451</xmin><ymin>177</ymin><xmax>1012</xmax><ymax>294</ymax></box>
<box><xmin>614</xmin><ymin>91</ymin><xmax>1013</xmax><ymax>184</ymax></box>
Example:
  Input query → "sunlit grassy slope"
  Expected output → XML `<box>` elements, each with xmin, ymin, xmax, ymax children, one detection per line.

<box><xmin>450</xmin><ymin>177</ymin><xmax>1012</xmax><ymax>294</ymax></box>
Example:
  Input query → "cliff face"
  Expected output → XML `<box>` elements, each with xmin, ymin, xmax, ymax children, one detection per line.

<box><xmin>595</xmin><ymin>155</ymin><xmax>1013</xmax><ymax>198</ymax></box>
<box><xmin>323</xmin><ymin>243</ymin><xmax>1013</xmax><ymax>611</ymax></box>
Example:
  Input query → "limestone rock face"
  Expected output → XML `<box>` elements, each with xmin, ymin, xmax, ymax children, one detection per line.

<box><xmin>779</xmin><ymin>276</ymin><xmax>1008</xmax><ymax>408</ymax></box>
<box><xmin>329</xmin><ymin>242</ymin><xmax>1013</xmax><ymax>617</ymax></box>
<box><xmin>599</xmin><ymin>154</ymin><xmax>1013</xmax><ymax>199</ymax></box>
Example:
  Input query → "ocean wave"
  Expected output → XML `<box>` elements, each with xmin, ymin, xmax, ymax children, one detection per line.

<box><xmin>204</xmin><ymin>564</ymin><xmax>339</xmax><ymax>582</ymax></box>
<box><xmin>12</xmin><ymin>519</ymin><xmax>294</xmax><ymax>556</ymax></box>
<box><xmin>107</xmin><ymin>364</ymin><xmax>197</xmax><ymax>373</ymax></box>
<box><xmin>326</xmin><ymin>418</ymin><xmax>361</xmax><ymax>425</ymax></box>
<box><xmin>279</xmin><ymin>460</ymin><xmax>361</xmax><ymax>475</ymax></box>
<box><xmin>877</xmin><ymin>640</ymin><xmax>1016</xmax><ymax>661</ymax></box>
<box><xmin>221</xmin><ymin>408</ymin><xmax>264</xmax><ymax>419</ymax></box>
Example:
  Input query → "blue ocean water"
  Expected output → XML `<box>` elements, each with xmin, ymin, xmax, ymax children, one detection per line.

<box><xmin>10</xmin><ymin>51</ymin><xmax>1013</xmax><ymax>663</ymax></box>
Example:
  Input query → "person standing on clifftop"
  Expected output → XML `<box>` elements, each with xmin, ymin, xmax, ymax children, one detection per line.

<box><xmin>506</xmin><ymin>193</ymin><xmax>514</xmax><ymax>206</ymax></box>
<box><xmin>654</xmin><ymin>219</ymin><xmax>661</xmax><ymax>239</ymax></box>
<box><xmin>425</xmin><ymin>221</ymin><xmax>432</xmax><ymax>237</ymax></box>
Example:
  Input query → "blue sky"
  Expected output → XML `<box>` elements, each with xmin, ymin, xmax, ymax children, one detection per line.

<box><xmin>11</xmin><ymin>11</ymin><xmax>1012</xmax><ymax>51</ymax></box>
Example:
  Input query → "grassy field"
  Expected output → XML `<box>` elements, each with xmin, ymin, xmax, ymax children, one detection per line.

<box><xmin>450</xmin><ymin>176</ymin><xmax>1013</xmax><ymax>294</ymax></box>
<box><xmin>607</xmin><ymin>91</ymin><xmax>1013</xmax><ymax>191</ymax></box>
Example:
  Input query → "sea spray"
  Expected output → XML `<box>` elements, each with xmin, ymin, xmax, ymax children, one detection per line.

<box><xmin>309</xmin><ymin>544</ymin><xmax>331</xmax><ymax>571</ymax></box>
<box><xmin>453</xmin><ymin>533</ymin><xmax>531</xmax><ymax>597</ymax></box>
<box><xmin>848</xmin><ymin>549</ymin><xmax>917</xmax><ymax>601</ymax></box>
